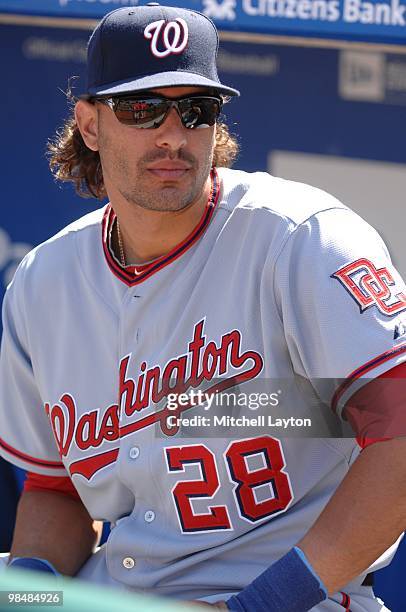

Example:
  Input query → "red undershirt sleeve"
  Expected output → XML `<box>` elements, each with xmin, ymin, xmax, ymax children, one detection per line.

<box><xmin>344</xmin><ymin>361</ymin><xmax>406</xmax><ymax>449</ymax></box>
<box><xmin>23</xmin><ymin>471</ymin><xmax>81</xmax><ymax>501</ymax></box>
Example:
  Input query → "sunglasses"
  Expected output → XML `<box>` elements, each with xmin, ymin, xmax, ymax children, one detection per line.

<box><xmin>95</xmin><ymin>94</ymin><xmax>224</xmax><ymax>129</ymax></box>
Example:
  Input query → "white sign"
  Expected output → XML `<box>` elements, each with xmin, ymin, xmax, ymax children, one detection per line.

<box><xmin>339</xmin><ymin>51</ymin><xmax>385</xmax><ymax>101</ymax></box>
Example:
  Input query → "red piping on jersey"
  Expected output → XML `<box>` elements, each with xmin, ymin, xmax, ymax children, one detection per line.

<box><xmin>102</xmin><ymin>167</ymin><xmax>220</xmax><ymax>286</ymax></box>
<box><xmin>340</xmin><ymin>592</ymin><xmax>351</xmax><ymax>611</ymax></box>
<box><xmin>0</xmin><ymin>436</ymin><xmax>64</xmax><ymax>469</ymax></box>
<box><xmin>331</xmin><ymin>341</ymin><xmax>406</xmax><ymax>414</ymax></box>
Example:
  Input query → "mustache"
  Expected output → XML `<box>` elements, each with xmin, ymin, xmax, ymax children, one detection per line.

<box><xmin>140</xmin><ymin>150</ymin><xmax>197</xmax><ymax>167</ymax></box>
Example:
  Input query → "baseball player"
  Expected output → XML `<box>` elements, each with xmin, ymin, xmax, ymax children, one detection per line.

<box><xmin>1</xmin><ymin>4</ymin><xmax>406</xmax><ymax>611</ymax></box>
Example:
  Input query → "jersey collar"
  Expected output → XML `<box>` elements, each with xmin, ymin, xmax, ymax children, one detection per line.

<box><xmin>102</xmin><ymin>167</ymin><xmax>220</xmax><ymax>286</ymax></box>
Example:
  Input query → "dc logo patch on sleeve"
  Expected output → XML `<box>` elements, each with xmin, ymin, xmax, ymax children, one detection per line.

<box><xmin>332</xmin><ymin>257</ymin><xmax>406</xmax><ymax>316</ymax></box>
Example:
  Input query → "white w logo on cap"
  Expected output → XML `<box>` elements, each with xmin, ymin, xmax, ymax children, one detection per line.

<box><xmin>144</xmin><ymin>18</ymin><xmax>189</xmax><ymax>58</ymax></box>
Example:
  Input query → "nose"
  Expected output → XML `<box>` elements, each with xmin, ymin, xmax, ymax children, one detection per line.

<box><xmin>154</xmin><ymin>108</ymin><xmax>187</xmax><ymax>154</ymax></box>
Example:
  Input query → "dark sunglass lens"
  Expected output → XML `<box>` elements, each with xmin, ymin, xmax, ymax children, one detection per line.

<box><xmin>115</xmin><ymin>98</ymin><xmax>168</xmax><ymax>128</ymax></box>
<box><xmin>179</xmin><ymin>98</ymin><xmax>220</xmax><ymax>129</ymax></box>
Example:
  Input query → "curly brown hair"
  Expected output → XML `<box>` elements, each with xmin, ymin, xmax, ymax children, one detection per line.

<box><xmin>48</xmin><ymin>101</ymin><xmax>239</xmax><ymax>201</ymax></box>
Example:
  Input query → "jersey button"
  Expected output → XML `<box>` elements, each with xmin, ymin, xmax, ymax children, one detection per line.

<box><xmin>144</xmin><ymin>510</ymin><xmax>155</xmax><ymax>523</ymax></box>
<box><xmin>122</xmin><ymin>557</ymin><xmax>136</xmax><ymax>569</ymax></box>
<box><xmin>129</xmin><ymin>446</ymin><xmax>140</xmax><ymax>459</ymax></box>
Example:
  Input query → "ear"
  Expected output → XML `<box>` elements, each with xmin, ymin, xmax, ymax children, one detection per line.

<box><xmin>75</xmin><ymin>100</ymin><xmax>99</xmax><ymax>152</ymax></box>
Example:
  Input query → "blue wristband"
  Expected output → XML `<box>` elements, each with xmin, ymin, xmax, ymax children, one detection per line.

<box><xmin>226</xmin><ymin>547</ymin><xmax>327</xmax><ymax>612</ymax></box>
<box><xmin>8</xmin><ymin>557</ymin><xmax>60</xmax><ymax>576</ymax></box>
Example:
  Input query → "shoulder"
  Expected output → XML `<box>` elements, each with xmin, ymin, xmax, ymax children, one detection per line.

<box><xmin>7</xmin><ymin>207</ymin><xmax>106</xmax><ymax>297</ymax></box>
<box><xmin>217</xmin><ymin>167</ymin><xmax>349</xmax><ymax>227</ymax></box>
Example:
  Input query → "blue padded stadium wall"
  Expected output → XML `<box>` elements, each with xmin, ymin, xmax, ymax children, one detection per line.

<box><xmin>0</xmin><ymin>20</ymin><xmax>405</xmax><ymax>610</ymax></box>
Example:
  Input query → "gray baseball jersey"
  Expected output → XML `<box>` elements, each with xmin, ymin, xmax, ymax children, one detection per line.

<box><xmin>1</xmin><ymin>168</ymin><xmax>405</xmax><ymax>609</ymax></box>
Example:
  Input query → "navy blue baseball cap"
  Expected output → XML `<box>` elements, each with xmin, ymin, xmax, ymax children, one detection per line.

<box><xmin>83</xmin><ymin>3</ymin><xmax>240</xmax><ymax>98</ymax></box>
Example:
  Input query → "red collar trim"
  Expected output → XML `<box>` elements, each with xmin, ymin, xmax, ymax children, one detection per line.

<box><xmin>102</xmin><ymin>167</ymin><xmax>220</xmax><ymax>286</ymax></box>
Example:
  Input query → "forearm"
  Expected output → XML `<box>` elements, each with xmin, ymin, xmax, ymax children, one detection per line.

<box><xmin>299</xmin><ymin>438</ymin><xmax>406</xmax><ymax>594</ymax></box>
<box><xmin>10</xmin><ymin>490</ymin><xmax>101</xmax><ymax>576</ymax></box>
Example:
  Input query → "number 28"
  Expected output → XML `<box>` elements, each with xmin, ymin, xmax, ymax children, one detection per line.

<box><xmin>165</xmin><ymin>436</ymin><xmax>293</xmax><ymax>533</ymax></box>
